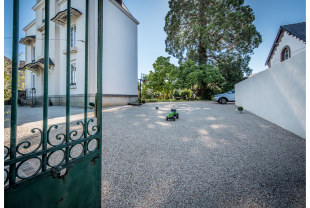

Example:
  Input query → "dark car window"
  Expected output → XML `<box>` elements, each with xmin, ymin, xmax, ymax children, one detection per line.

<box><xmin>231</xmin><ymin>90</ymin><xmax>235</xmax><ymax>94</ymax></box>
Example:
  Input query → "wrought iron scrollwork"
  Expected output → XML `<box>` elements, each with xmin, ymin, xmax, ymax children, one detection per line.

<box><xmin>4</xmin><ymin>146</ymin><xmax>10</xmax><ymax>160</ymax></box>
<box><xmin>4</xmin><ymin>169</ymin><xmax>9</xmax><ymax>185</ymax></box>
<box><xmin>16</xmin><ymin>128</ymin><xmax>43</xmax><ymax>156</ymax></box>
<box><xmin>87</xmin><ymin>119</ymin><xmax>98</xmax><ymax>136</ymax></box>
<box><xmin>16</xmin><ymin>157</ymin><xmax>42</xmax><ymax>179</ymax></box>
<box><xmin>47</xmin><ymin>125</ymin><xmax>66</xmax><ymax>147</ymax></box>
<box><xmin>69</xmin><ymin>121</ymin><xmax>84</xmax><ymax>141</ymax></box>
<box><xmin>69</xmin><ymin>144</ymin><xmax>84</xmax><ymax>159</ymax></box>
<box><xmin>47</xmin><ymin>150</ymin><xmax>65</xmax><ymax>168</ymax></box>
<box><xmin>87</xmin><ymin>138</ymin><xmax>99</xmax><ymax>152</ymax></box>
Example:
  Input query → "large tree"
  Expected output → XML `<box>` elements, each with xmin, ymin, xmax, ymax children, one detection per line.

<box><xmin>148</xmin><ymin>56</ymin><xmax>176</xmax><ymax>98</ymax></box>
<box><xmin>164</xmin><ymin>0</ymin><xmax>262</xmax><ymax>68</ymax></box>
<box><xmin>217</xmin><ymin>53</ymin><xmax>251</xmax><ymax>92</ymax></box>
<box><xmin>172</xmin><ymin>59</ymin><xmax>225</xmax><ymax>95</ymax></box>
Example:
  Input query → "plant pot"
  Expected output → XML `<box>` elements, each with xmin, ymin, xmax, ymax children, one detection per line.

<box><xmin>239</xmin><ymin>110</ymin><xmax>243</xmax><ymax>114</ymax></box>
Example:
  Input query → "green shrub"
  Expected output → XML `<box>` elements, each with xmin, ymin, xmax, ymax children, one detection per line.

<box><xmin>180</xmin><ymin>89</ymin><xmax>192</xmax><ymax>98</ymax></box>
<box><xmin>238</xmin><ymin>106</ymin><xmax>243</xmax><ymax>111</ymax></box>
<box><xmin>172</xmin><ymin>89</ymin><xmax>180</xmax><ymax>98</ymax></box>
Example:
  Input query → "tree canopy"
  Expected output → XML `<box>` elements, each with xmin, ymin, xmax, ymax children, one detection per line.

<box><xmin>148</xmin><ymin>56</ymin><xmax>176</xmax><ymax>96</ymax></box>
<box><xmin>164</xmin><ymin>0</ymin><xmax>262</xmax><ymax>66</ymax></box>
<box><xmin>172</xmin><ymin>59</ymin><xmax>225</xmax><ymax>93</ymax></box>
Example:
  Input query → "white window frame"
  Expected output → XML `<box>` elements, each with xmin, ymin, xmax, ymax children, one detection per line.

<box><xmin>71</xmin><ymin>25</ymin><xmax>76</xmax><ymax>47</ymax></box>
<box><xmin>42</xmin><ymin>34</ymin><xmax>45</xmax><ymax>55</ymax></box>
<box><xmin>284</xmin><ymin>48</ymin><xmax>289</xmax><ymax>60</ymax></box>
<box><xmin>31</xmin><ymin>46</ymin><xmax>35</xmax><ymax>62</ymax></box>
<box><xmin>70</xmin><ymin>63</ymin><xmax>76</xmax><ymax>86</ymax></box>
<box><xmin>31</xmin><ymin>73</ymin><xmax>36</xmax><ymax>89</ymax></box>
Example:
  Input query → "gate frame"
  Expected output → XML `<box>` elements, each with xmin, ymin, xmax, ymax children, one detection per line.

<box><xmin>5</xmin><ymin>0</ymin><xmax>103</xmax><ymax>206</ymax></box>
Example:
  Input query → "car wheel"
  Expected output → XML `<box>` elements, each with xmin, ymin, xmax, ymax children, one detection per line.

<box><xmin>166</xmin><ymin>116</ymin><xmax>168</xmax><ymax>121</ymax></box>
<box><xmin>220</xmin><ymin>98</ymin><xmax>227</xmax><ymax>104</ymax></box>
<box><xmin>173</xmin><ymin>118</ymin><xmax>175</xmax><ymax>121</ymax></box>
<box><xmin>176</xmin><ymin>113</ymin><xmax>179</xmax><ymax>119</ymax></box>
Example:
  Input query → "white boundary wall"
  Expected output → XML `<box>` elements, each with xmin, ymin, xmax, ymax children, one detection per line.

<box><xmin>235</xmin><ymin>51</ymin><xmax>306</xmax><ymax>139</ymax></box>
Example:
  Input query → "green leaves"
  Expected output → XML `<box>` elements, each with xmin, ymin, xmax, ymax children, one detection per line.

<box><xmin>173</xmin><ymin>59</ymin><xmax>225</xmax><ymax>91</ymax></box>
<box><xmin>148</xmin><ymin>56</ymin><xmax>176</xmax><ymax>94</ymax></box>
<box><xmin>165</xmin><ymin>0</ymin><xmax>262</xmax><ymax>66</ymax></box>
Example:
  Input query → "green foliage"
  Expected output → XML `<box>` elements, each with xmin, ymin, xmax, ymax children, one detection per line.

<box><xmin>148</xmin><ymin>56</ymin><xmax>176</xmax><ymax>97</ymax></box>
<box><xmin>218</xmin><ymin>54</ymin><xmax>252</xmax><ymax>89</ymax></box>
<box><xmin>141</xmin><ymin>87</ymin><xmax>151</xmax><ymax>99</ymax></box>
<box><xmin>173</xmin><ymin>59</ymin><xmax>225</xmax><ymax>94</ymax></box>
<box><xmin>4</xmin><ymin>57</ymin><xmax>26</xmax><ymax>101</ymax></box>
<box><xmin>221</xmin><ymin>83</ymin><xmax>235</xmax><ymax>94</ymax></box>
<box><xmin>4</xmin><ymin>56</ymin><xmax>26</xmax><ymax>121</ymax></box>
<box><xmin>202</xmin><ymin>85</ymin><xmax>222</xmax><ymax>100</ymax></box>
<box><xmin>164</xmin><ymin>0</ymin><xmax>262</xmax><ymax>66</ymax></box>
<box><xmin>153</xmin><ymin>92</ymin><xmax>160</xmax><ymax>99</ymax></box>
<box><xmin>238</xmin><ymin>106</ymin><xmax>243</xmax><ymax>111</ymax></box>
<box><xmin>172</xmin><ymin>89</ymin><xmax>180</xmax><ymax>98</ymax></box>
<box><xmin>180</xmin><ymin>89</ymin><xmax>192</xmax><ymax>98</ymax></box>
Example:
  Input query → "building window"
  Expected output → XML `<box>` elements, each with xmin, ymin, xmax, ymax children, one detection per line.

<box><xmin>70</xmin><ymin>64</ymin><xmax>76</xmax><ymax>86</ymax></box>
<box><xmin>42</xmin><ymin>34</ymin><xmax>45</xmax><ymax>55</ymax></box>
<box><xmin>31</xmin><ymin>73</ymin><xmax>36</xmax><ymax>89</ymax></box>
<box><xmin>71</xmin><ymin>25</ymin><xmax>76</xmax><ymax>47</ymax></box>
<box><xmin>284</xmin><ymin>49</ymin><xmax>289</xmax><ymax>60</ymax></box>
<box><xmin>42</xmin><ymin>8</ymin><xmax>45</xmax><ymax>23</ymax></box>
<box><xmin>31</xmin><ymin>46</ymin><xmax>35</xmax><ymax>62</ymax></box>
<box><xmin>281</xmin><ymin>45</ymin><xmax>291</xmax><ymax>62</ymax></box>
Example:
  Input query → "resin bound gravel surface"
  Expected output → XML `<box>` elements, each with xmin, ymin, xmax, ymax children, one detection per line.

<box><xmin>4</xmin><ymin>102</ymin><xmax>305</xmax><ymax>207</ymax></box>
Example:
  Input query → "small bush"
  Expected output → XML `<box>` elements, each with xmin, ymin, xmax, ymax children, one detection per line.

<box><xmin>180</xmin><ymin>89</ymin><xmax>192</xmax><ymax>98</ymax></box>
<box><xmin>238</xmin><ymin>106</ymin><xmax>243</xmax><ymax>111</ymax></box>
<box><xmin>172</xmin><ymin>89</ymin><xmax>180</xmax><ymax>98</ymax></box>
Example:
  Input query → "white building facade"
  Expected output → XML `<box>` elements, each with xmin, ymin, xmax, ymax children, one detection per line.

<box><xmin>236</xmin><ymin>22</ymin><xmax>306</xmax><ymax>139</ymax></box>
<box><xmin>265</xmin><ymin>22</ymin><xmax>306</xmax><ymax>68</ymax></box>
<box><xmin>20</xmin><ymin>0</ymin><xmax>139</xmax><ymax>107</ymax></box>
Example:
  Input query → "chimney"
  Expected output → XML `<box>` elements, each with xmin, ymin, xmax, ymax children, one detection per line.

<box><xmin>115</xmin><ymin>0</ymin><xmax>122</xmax><ymax>6</ymax></box>
<box><xmin>20</xmin><ymin>60</ymin><xmax>25</xmax><ymax>68</ymax></box>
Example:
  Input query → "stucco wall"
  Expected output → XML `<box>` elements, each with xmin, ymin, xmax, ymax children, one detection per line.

<box><xmin>28</xmin><ymin>94</ymin><xmax>138</xmax><ymax>108</ymax></box>
<box><xmin>22</xmin><ymin>0</ymin><xmax>138</xmax><ymax>107</ymax></box>
<box><xmin>101</xmin><ymin>0</ymin><xmax>138</xmax><ymax>96</ymax></box>
<box><xmin>270</xmin><ymin>31</ymin><xmax>306</xmax><ymax>67</ymax></box>
<box><xmin>235</xmin><ymin>51</ymin><xmax>306</xmax><ymax>139</ymax></box>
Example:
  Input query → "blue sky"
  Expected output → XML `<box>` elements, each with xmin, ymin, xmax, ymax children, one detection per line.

<box><xmin>4</xmin><ymin>0</ymin><xmax>306</xmax><ymax>76</ymax></box>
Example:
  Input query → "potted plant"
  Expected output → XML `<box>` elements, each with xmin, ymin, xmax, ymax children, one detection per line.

<box><xmin>238</xmin><ymin>106</ymin><xmax>243</xmax><ymax>114</ymax></box>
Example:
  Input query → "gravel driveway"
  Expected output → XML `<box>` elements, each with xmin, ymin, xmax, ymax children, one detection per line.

<box><xmin>4</xmin><ymin>101</ymin><xmax>305</xmax><ymax>207</ymax></box>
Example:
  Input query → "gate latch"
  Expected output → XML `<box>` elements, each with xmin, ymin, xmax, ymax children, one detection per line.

<box><xmin>51</xmin><ymin>166</ymin><xmax>62</xmax><ymax>178</ymax></box>
<box><xmin>89</xmin><ymin>93</ymin><xmax>99</xmax><ymax>118</ymax></box>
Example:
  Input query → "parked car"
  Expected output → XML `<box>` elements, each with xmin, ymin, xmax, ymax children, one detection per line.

<box><xmin>213</xmin><ymin>89</ymin><xmax>235</xmax><ymax>104</ymax></box>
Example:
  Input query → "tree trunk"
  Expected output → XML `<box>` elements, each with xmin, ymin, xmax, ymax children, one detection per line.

<box><xmin>197</xmin><ymin>0</ymin><xmax>208</xmax><ymax>66</ymax></box>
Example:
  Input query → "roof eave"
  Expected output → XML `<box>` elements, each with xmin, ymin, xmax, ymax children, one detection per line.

<box><xmin>22</xmin><ymin>19</ymin><xmax>36</xmax><ymax>32</ymax></box>
<box><xmin>280</xmin><ymin>25</ymin><xmax>306</xmax><ymax>42</ymax></box>
<box><xmin>265</xmin><ymin>28</ymin><xmax>283</xmax><ymax>66</ymax></box>
<box><xmin>50</xmin><ymin>8</ymin><xmax>83</xmax><ymax>26</ymax></box>
<box><xmin>109</xmin><ymin>0</ymin><xmax>139</xmax><ymax>25</ymax></box>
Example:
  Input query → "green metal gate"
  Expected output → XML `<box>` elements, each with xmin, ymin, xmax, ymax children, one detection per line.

<box><xmin>4</xmin><ymin>0</ymin><xmax>103</xmax><ymax>207</ymax></box>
